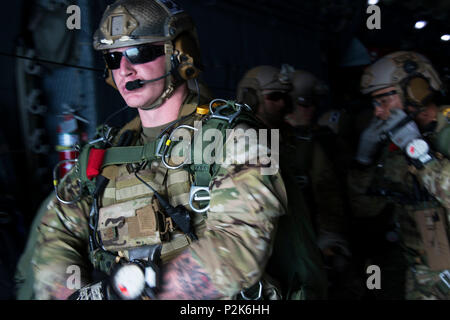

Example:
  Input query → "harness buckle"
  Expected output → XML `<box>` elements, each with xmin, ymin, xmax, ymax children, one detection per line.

<box><xmin>209</xmin><ymin>99</ymin><xmax>250</xmax><ymax>124</ymax></box>
<box><xmin>155</xmin><ymin>133</ymin><xmax>169</xmax><ymax>158</ymax></box>
<box><xmin>189</xmin><ymin>186</ymin><xmax>211</xmax><ymax>213</ymax></box>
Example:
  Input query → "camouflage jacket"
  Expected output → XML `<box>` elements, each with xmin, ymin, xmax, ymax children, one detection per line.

<box><xmin>416</xmin><ymin>158</ymin><xmax>450</xmax><ymax>209</ymax></box>
<box><xmin>29</xmin><ymin>94</ymin><xmax>288</xmax><ymax>299</ymax></box>
<box><xmin>415</xmin><ymin>105</ymin><xmax>450</xmax><ymax>210</ymax></box>
<box><xmin>348</xmin><ymin>110</ymin><xmax>450</xmax><ymax>271</ymax></box>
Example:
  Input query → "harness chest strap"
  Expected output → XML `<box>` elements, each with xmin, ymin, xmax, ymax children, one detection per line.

<box><xmin>79</xmin><ymin>101</ymin><xmax>261</xmax><ymax>208</ymax></box>
<box><xmin>78</xmin><ymin>138</ymin><xmax>164</xmax><ymax>192</ymax></box>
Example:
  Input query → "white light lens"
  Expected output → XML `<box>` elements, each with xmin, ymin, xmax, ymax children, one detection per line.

<box><xmin>113</xmin><ymin>264</ymin><xmax>145</xmax><ymax>300</ymax></box>
<box><xmin>414</xmin><ymin>21</ymin><xmax>427</xmax><ymax>29</ymax></box>
<box><xmin>368</xmin><ymin>0</ymin><xmax>379</xmax><ymax>4</ymax></box>
<box><xmin>406</xmin><ymin>139</ymin><xmax>429</xmax><ymax>159</ymax></box>
<box><xmin>441</xmin><ymin>34</ymin><xmax>450</xmax><ymax>41</ymax></box>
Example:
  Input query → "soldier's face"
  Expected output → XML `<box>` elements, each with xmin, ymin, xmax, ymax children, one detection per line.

<box><xmin>261</xmin><ymin>91</ymin><xmax>288</xmax><ymax>119</ymax></box>
<box><xmin>284</xmin><ymin>104</ymin><xmax>315</xmax><ymax>127</ymax></box>
<box><xmin>111</xmin><ymin>45</ymin><xmax>166</xmax><ymax>108</ymax></box>
<box><xmin>371</xmin><ymin>86</ymin><xmax>404</xmax><ymax>120</ymax></box>
<box><xmin>409</xmin><ymin>104</ymin><xmax>438</xmax><ymax>129</ymax></box>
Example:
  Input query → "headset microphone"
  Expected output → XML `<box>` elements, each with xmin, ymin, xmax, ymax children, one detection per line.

<box><xmin>125</xmin><ymin>80</ymin><xmax>144</xmax><ymax>91</ymax></box>
<box><xmin>125</xmin><ymin>71</ymin><xmax>172</xmax><ymax>91</ymax></box>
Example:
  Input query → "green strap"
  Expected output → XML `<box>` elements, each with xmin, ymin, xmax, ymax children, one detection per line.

<box><xmin>188</xmin><ymin>105</ymin><xmax>262</xmax><ymax>188</ymax></box>
<box><xmin>77</xmin><ymin>138</ymin><xmax>162</xmax><ymax>195</ymax></box>
<box><xmin>78</xmin><ymin>143</ymin><xmax>96</xmax><ymax>195</ymax></box>
<box><xmin>101</xmin><ymin>139</ymin><xmax>161</xmax><ymax>168</ymax></box>
<box><xmin>77</xmin><ymin>101</ymin><xmax>261</xmax><ymax>199</ymax></box>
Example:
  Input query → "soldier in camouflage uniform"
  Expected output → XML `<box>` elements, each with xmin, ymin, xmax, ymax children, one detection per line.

<box><xmin>237</xmin><ymin>66</ymin><xmax>353</xmax><ymax>299</ymax></box>
<box><xmin>282</xmin><ymin>70</ymin><xmax>350</xmax><ymax>243</ymax></box>
<box><xmin>237</xmin><ymin>67</ymin><xmax>348</xmax><ymax>240</ymax></box>
<box><xmin>355</xmin><ymin>51</ymin><xmax>450</xmax><ymax>299</ymax></box>
<box><xmin>283</xmin><ymin>70</ymin><xmax>365</xmax><ymax>299</ymax></box>
<box><xmin>19</xmin><ymin>0</ymin><xmax>295</xmax><ymax>300</ymax></box>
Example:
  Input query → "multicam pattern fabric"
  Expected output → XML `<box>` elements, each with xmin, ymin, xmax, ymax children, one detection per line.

<box><xmin>417</xmin><ymin>158</ymin><xmax>450</xmax><ymax>210</ymax></box>
<box><xmin>29</xmin><ymin>96</ymin><xmax>288</xmax><ymax>299</ymax></box>
<box><xmin>349</xmin><ymin>136</ymin><xmax>450</xmax><ymax>299</ymax></box>
<box><xmin>347</xmin><ymin>147</ymin><xmax>411</xmax><ymax>218</ymax></box>
<box><xmin>405</xmin><ymin>266</ymin><xmax>449</xmax><ymax>300</ymax></box>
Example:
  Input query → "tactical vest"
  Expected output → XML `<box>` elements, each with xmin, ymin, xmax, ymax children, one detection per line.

<box><xmin>369</xmin><ymin>139</ymin><xmax>450</xmax><ymax>273</ymax></box>
<box><xmin>62</xmin><ymin>99</ymin><xmax>260</xmax><ymax>274</ymax></box>
<box><xmin>53</xmin><ymin>97</ymin><xmax>328</xmax><ymax>300</ymax></box>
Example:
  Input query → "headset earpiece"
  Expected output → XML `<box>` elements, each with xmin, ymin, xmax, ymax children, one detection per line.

<box><xmin>173</xmin><ymin>33</ymin><xmax>201</xmax><ymax>81</ymax></box>
<box><xmin>406</xmin><ymin>76</ymin><xmax>433</xmax><ymax>105</ymax></box>
<box><xmin>104</xmin><ymin>67</ymin><xmax>118</xmax><ymax>90</ymax></box>
<box><xmin>403</xmin><ymin>74</ymin><xmax>434</xmax><ymax>107</ymax></box>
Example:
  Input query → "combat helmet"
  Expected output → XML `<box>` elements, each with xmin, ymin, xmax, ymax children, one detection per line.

<box><xmin>360</xmin><ymin>51</ymin><xmax>443</xmax><ymax>110</ymax></box>
<box><xmin>290</xmin><ymin>70</ymin><xmax>329</xmax><ymax>107</ymax></box>
<box><xmin>236</xmin><ymin>65</ymin><xmax>293</xmax><ymax>112</ymax></box>
<box><xmin>93</xmin><ymin>0</ymin><xmax>202</xmax><ymax>110</ymax></box>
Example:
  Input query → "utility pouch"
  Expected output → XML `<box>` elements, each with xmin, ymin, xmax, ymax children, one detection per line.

<box><xmin>414</xmin><ymin>207</ymin><xmax>450</xmax><ymax>271</ymax></box>
<box><xmin>98</xmin><ymin>196</ymin><xmax>172</xmax><ymax>252</ymax></box>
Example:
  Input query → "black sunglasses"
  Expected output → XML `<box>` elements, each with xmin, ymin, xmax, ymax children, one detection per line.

<box><xmin>371</xmin><ymin>90</ymin><xmax>397</xmax><ymax>108</ymax></box>
<box><xmin>103</xmin><ymin>44</ymin><xmax>165</xmax><ymax>70</ymax></box>
<box><xmin>264</xmin><ymin>91</ymin><xmax>287</xmax><ymax>101</ymax></box>
<box><xmin>296</xmin><ymin>96</ymin><xmax>315</xmax><ymax>108</ymax></box>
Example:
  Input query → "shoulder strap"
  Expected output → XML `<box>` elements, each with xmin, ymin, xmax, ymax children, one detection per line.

<box><xmin>187</xmin><ymin>100</ymin><xmax>262</xmax><ymax>213</ymax></box>
<box><xmin>77</xmin><ymin>100</ymin><xmax>258</xmax><ymax>210</ymax></box>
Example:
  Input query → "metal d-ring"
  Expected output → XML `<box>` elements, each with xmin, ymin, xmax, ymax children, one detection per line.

<box><xmin>240</xmin><ymin>281</ymin><xmax>263</xmax><ymax>300</ymax></box>
<box><xmin>53</xmin><ymin>159</ymin><xmax>82</xmax><ymax>205</ymax></box>
<box><xmin>160</xmin><ymin>125</ymin><xmax>198</xmax><ymax>170</ymax></box>
<box><xmin>189</xmin><ymin>186</ymin><xmax>211</xmax><ymax>213</ymax></box>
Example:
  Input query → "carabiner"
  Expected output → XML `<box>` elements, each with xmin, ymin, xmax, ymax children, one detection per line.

<box><xmin>53</xmin><ymin>159</ymin><xmax>82</xmax><ymax>205</ymax></box>
<box><xmin>160</xmin><ymin>125</ymin><xmax>198</xmax><ymax>170</ymax></box>
<box><xmin>208</xmin><ymin>99</ymin><xmax>251</xmax><ymax>124</ymax></box>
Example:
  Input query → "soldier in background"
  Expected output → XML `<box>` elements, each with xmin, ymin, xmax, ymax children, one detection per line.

<box><xmin>354</xmin><ymin>51</ymin><xmax>450</xmax><ymax>299</ymax></box>
<box><xmin>282</xmin><ymin>70</ymin><xmax>365</xmax><ymax>299</ymax></box>
<box><xmin>236</xmin><ymin>65</ymin><xmax>328</xmax><ymax>299</ymax></box>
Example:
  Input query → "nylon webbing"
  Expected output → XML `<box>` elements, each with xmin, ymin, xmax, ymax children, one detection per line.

<box><xmin>100</xmin><ymin>139</ymin><xmax>162</xmax><ymax>168</ymax></box>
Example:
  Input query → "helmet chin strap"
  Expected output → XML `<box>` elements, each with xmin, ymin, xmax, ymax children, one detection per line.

<box><xmin>138</xmin><ymin>82</ymin><xmax>177</xmax><ymax>111</ymax></box>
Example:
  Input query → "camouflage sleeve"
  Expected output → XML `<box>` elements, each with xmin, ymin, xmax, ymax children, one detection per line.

<box><xmin>416</xmin><ymin>158</ymin><xmax>450</xmax><ymax>209</ymax></box>
<box><xmin>188</xmin><ymin>124</ymin><xmax>288</xmax><ymax>297</ymax></box>
<box><xmin>31</xmin><ymin>172</ymin><xmax>92</xmax><ymax>299</ymax></box>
